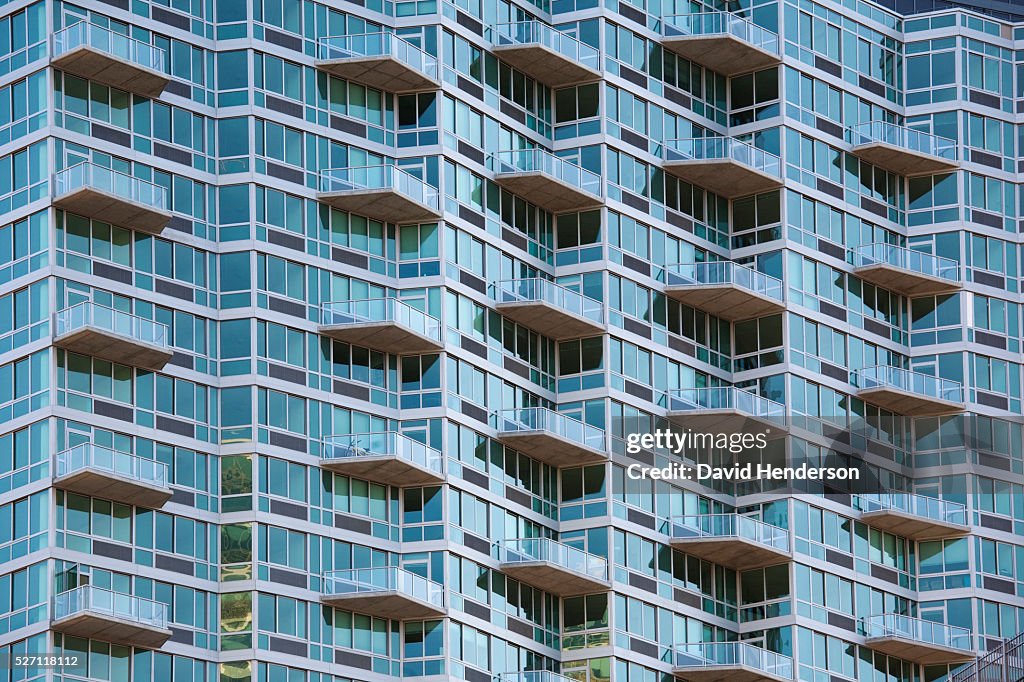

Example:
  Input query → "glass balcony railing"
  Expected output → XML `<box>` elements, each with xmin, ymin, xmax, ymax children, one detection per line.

<box><xmin>322</xmin><ymin>432</ymin><xmax>443</xmax><ymax>476</ymax></box>
<box><xmin>56</xmin><ymin>443</ymin><xmax>168</xmax><ymax>489</ymax></box>
<box><xmin>664</xmin><ymin>262</ymin><xmax>784</xmax><ymax>300</ymax></box>
<box><xmin>320</xmin><ymin>298</ymin><xmax>442</xmax><ymax>342</ymax></box>
<box><xmin>488</xmin><ymin>149</ymin><xmax>601</xmax><ymax>198</ymax></box>
<box><xmin>664</xmin><ymin>138</ymin><xmax>782</xmax><ymax>177</ymax></box>
<box><xmin>54</xmin><ymin>586</ymin><xmax>168</xmax><ymax>630</ymax></box>
<box><xmin>317</xmin><ymin>32</ymin><xmax>438</xmax><ymax>81</ymax></box>
<box><xmin>56</xmin><ymin>301</ymin><xmax>170</xmax><ymax>348</ymax></box>
<box><xmin>853</xmin><ymin>243</ymin><xmax>960</xmax><ymax>284</ymax></box>
<box><xmin>662</xmin><ymin>12</ymin><xmax>780</xmax><ymax>56</ymax></box>
<box><xmin>862</xmin><ymin>614</ymin><xmax>973</xmax><ymax>652</ymax></box>
<box><xmin>851</xmin><ymin>366</ymin><xmax>964</xmax><ymax>404</ymax></box>
<box><xmin>848</xmin><ymin>122</ymin><xmax>957</xmax><ymax>163</ymax></box>
<box><xmin>858</xmin><ymin>492</ymin><xmax>967</xmax><ymax>527</ymax></box>
<box><xmin>499</xmin><ymin>673</ymin><xmax>577</xmax><ymax>682</ymax></box>
<box><xmin>322</xmin><ymin>567</ymin><xmax>444</xmax><ymax>609</ymax></box>
<box><xmin>54</xmin><ymin>22</ymin><xmax>166</xmax><ymax>73</ymax></box>
<box><xmin>495</xmin><ymin>407</ymin><xmax>605</xmax><ymax>452</ymax></box>
<box><xmin>673</xmin><ymin>642</ymin><xmax>794</xmax><ymax>679</ymax></box>
<box><xmin>666</xmin><ymin>387</ymin><xmax>786</xmax><ymax>419</ymax></box>
<box><xmin>54</xmin><ymin>162</ymin><xmax>168</xmax><ymax>210</ymax></box>
<box><xmin>319</xmin><ymin>165</ymin><xmax>440</xmax><ymax>212</ymax></box>
<box><xmin>486</xmin><ymin>21</ymin><xmax>599</xmax><ymax>72</ymax></box>
<box><xmin>496</xmin><ymin>537</ymin><xmax>608</xmax><ymax>583</ymax></box>
<box><xmin>667</xmin><ymin>514</ymin><xmax>789</xmax><ymax>552</ymax></box>
<box><xmin>492</xmin><ymin>278</ymin><xmax>604</xmax><ymax>325</ymax></box>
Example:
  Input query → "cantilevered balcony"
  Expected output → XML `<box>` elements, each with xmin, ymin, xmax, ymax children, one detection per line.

<box><xmin>320</xmin><ymin>567</ymin><xmax>445</xmax><ymax>619</ymax></box>
<box><xmin>851</xmin><ymin>366</ymin><xmax>965</xmax><ymax>416</ymax></box>
<box><xmin>853</xmin><ymin>243</ymin><xmax>962</xmax><ymax>297</ymax></box>
<box><xmin>661</xmin><ymin>12</ymin><xmax>781</xmax><ymax>76</ymax></box>
<box><xmin>52</xmin><ymin>586</ymin><xmax>171</xmax><ymax>648</ymax></box>
<box><xmin>492</xmin><ymin>278</ymin><xmax>605</xmax><ymax>339</ymax></box>
<box><xmin>848</xmin><ymin>122</ymin><xmax>959</xmax><ymax>176</ymax></box>
<box><xmin>495</xmin><ymin>407</ymin><xmax>607</xmax><ymax>466</ymax></box>
<box><xmin>665</xmin><ymin>387</ymin><xmax>787</xmax><ymax>439</ymax></box>
<box><xmin>496</xmin><ymin>538</ymin><xmax>610</xmax><ymax>596</ymax></box>
<box><xmin>672</xmin><ymin>642</ymin><xmax>794</xmax><ymax>682</ymax></box>
<box><xmin>858</xmin><ymin>493</ymin><xmax>968</xmax><ymax>540</ymax></box>
<box><xmin>662</xmin><ymin>138</ymin><xmax>783</xmax><ymax>198</ymax></box>
<box><xmin>487</xmin><ymin>21</ymin><xmax>601</xmax><ymax>87</ymax></box>
<box><xmin>52</xmin><ymin>162</ymin><xmax>171</xmax><ymax>233</ymax></box>
<box><xmin>498</xmin><ymin>673</ymin><xmax>577</xmax><ymax>682</ymax></box>
<box><xmin>663</xmin><ymin>262</ymin><xmax>785</xmax><ymax>321</ymax></box>
<box><xmin>55</xmin><ymin>443</ymin><xmax>171</xmax><ymax>508</ymax></box>
<box><xmin>861</xmin><ymin>615</ymin><xmax>973</xmax><ymax>665</ymax></box>
<box><xmin>52</xmin><ymin>22</ymin><xmax>169</xmax><ymax>97</ymax></box>
<box><xmin>318</xmin><ymin>165</ymin><xmax>441</xmax><ymax>223</ymax></box>
<box><xmin>488</xmin><ymin>149</ymin><xmax>602</xmax><ymax>212</ymax></box>
<box><xmin>321</xmin><ymin>432</ymin><xmax>445</xmax><ymax>486</ymax></box>
<box><xmin>319</xmin><ymin>298</ymin><xmax>444</xmax><ymax>354</ymax></box>
<box><xmin>54</xmin><ymin>302</ymin><xmax>172</xmax><ymax>370</ymax></box>
<box><xmin>315</xmin><ymin>32</ymin><xmax>439</xmax><ymax>92</ymax></box>
<box><xmin>667</xmin><ymin>514</ymin><xmax>790</xmax><ymax>570</ymax></box>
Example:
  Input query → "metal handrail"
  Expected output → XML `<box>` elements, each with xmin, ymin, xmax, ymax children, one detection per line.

<box><xmin>487</xmin><ymin>21</ymin><xmax>599</xmax><ymax>72</ymax></box>
<box><xmin>54</xmin><ymin>21</ymin><xmax>166</xmax><ymax>72</ymax></box>
<box><xmin>491</xmin><ymin>278</ymin><xmax>604</xmax><ymax>325</ymax></box>
<box><xmin>320</xmin><ymin>298</ymin><xmax>442</xmax><ymax>343</ymax></box>
<box><xmin>848</xmin><ymin>122</ymin><xmax>958</xmax><ymax>162</ymax></box>
<box><xmin>488</xmin><ymin>149</ymin><xmax>601</xmax><ymax>198</ymax></box>
<box><xmin>322</xmin><ymin>567</ymin><xmax>444</xmax><ymax>608</ymax></box>
<box><xmin>56</xmin><ymin>443</ymin><xmax>168</xmax><ymax>488</ymax></box>
<box><xmin>851</xmin><ymin>365</ymin><xmax>964</xmax><ymax>403</ymax></box>
<box><xmin>667</xmin><ymin>514</ymin><xmax>789</xmax><ymax>552</ymax></box>
<box><xmin>664</xmin><ymin>138</ymin><xmax>782</xmax><ymax>178</ymax></box>
<box><xmin>319</xmin><ymin>164</ymin><xmax>440</xmax><ymax>212</ymax></box>
<box><xmin>54</xmin><ymin>586</ymin><xmax>168</xmax><ymax>629</ymax></box>
<box><xmin>54</xmin><ymin>162</ymin><xmax>168</xmax><ymax>210</ymax></box>
<box><xmin>663</xmin><ymin>262</ymin><xmax>783</xmax><ymax>300</ymax></box>
<box><xmin>496</xmin><ymin>537</ymin><xmax>608</xmax><ymax>582</ymax></box>
<box><xmin>317</xmin><ymin>32</ymin><xmax>438</xmax><ymax>81</ymax></box>
<box><xmin>666</xmin><ymin>386</ymin><xmax>785</xmax><ymax>417</ymax></box>
<box><xmin>861</xmin><ymin>614</ymin><xmax>973</xmax><ymax>652</ymax></box>
<box><xmin>322</xmin><ymin>432</ymin><xmax>443</xmax><ymax>475</ymax></box>
<box><xmin>662</xmin><ymin>12</ymin><xmax>780</xmax><ymax>56</ymax></box>
<box><xmin>853</xmin><ymin>243</ymin><xmax>960</xmax><ymax>283</ymax></box>
<box><xmin>55</xmin><ymin>301</ymin><xmax>169</xmax><ymax>347</ymax></box>
<box><xmin>672</xmin><ymin>641</ymin><xmax>794</xmax><ymax>678</ymax></box>
<box><xmin>495</xmin><ymin>407</ymin><xmax>605</xmax><ymax>452</ymax></box>
<box><xmin>858</xmin><ymin>492</ymin><xmax>967</xmax><ymax>526</ymax></box>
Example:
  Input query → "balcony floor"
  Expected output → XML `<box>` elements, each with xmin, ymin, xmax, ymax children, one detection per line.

<box><xmin>52</xmin><ymin>611</ymin><xmax>171</xmax><ymax>648</ymax></box>
<box><xmin>860</xmin><ymin>508</ymin><xmax>968</xmax><ymax>541</ymax></box>
<box><xmin>315</xmin><ymin>56</ymin><xmax>438</xmax><ymax>92</ymax></box>
<box><xmin>666</xmin><ymin>409</ymin><xmax>788</xmax><ymax>441</ymax></box>
<box><xmin>855</xmin><ymin>386</ymin><xmax>965</xmax><ymax>417</ymax></box>
<box><xmin>672</xmin><ymin>664</ymin><xmax>791</xmax><ymax>682</ymax></box>
<box><xmin>321</xmin><ymin>454</ymin><xmax>444</xmax><ymax>487</ymax></box>
<box><xmin>495</xmin><ymin>299</ymin><xmax>604</xmax><ymax>339</ymax></box>
<box><xmin>491</xmin><ymin>44</ymin><xmax>600</xmax><ymax>87</ymax></box>
<box><xmin>492</xmin><ymin>172</ymin><xmax>602</xmax><ymax>213</ymax></box>
<box><xmin>669</xmin><ymin>536</ymin><xmax>790</xmax><ymax>570</ymax></box>
<box><xmin>52</xmin><ymin>45</ymin><xmax>169</xmax><ymax>98</ymax></box>
<box><xmin>851</xmin><ymin>142</ymin><xmax>959</xmax><ymax>177</ymax></box>
<box><xmin>854</xmin><ymin>263</ymin><xmax>962</xmax><ymax>297</ymax></box>
<box><xmin>496</xmin><ymin>430</ymin><xmax>607</xmax><ymax>467</ymax></box>
<box><xmin>864</xmin><ymin>635</ymin><xmax>973</xmax><ymax>665</ymax></box>
<box><xmin>664</xmin><ymin>283</ymin><xmax>784</xmax><ymax>321</ymax></box>
<box><xmin>55</xmin><ymin>468</ymin><xmax>172</xmax><ymax>508</ymax></box>
<box><xmin>660</xmin><ymin>34</ymin><xmax>781</xmax><ymax>77</ymax></box>
<box><xmin>500</xmin><ymin>561</ymin><xmax>609</xmax><ymax>596</ymax></box>
<box><xmin>318</xmin><ymin>321</ymin><xmax>443</xmax><ymax>354</ymax></box>
<box><xmin>53</xmin><ymin>185</ymin><xmax>171</xmax><ymax>234</ymax></box>
<box><xmin>320</xmin><ymin>591</ymin><xmax>444</xmax><ymax>620</ymax></box>
<box><xmin>662</xmin><ymin>159</ymin><xmax>782</xmax><ymax>199</ymax></box>
<box><xmin>54</xmin><ymin>326</ymin><xmax>173</xmax><ymax>370</ymax></box>
<box><xmin>318</xmin><ymin>188</ymin><xmax>441</xmax><ymax>224</ymax></box>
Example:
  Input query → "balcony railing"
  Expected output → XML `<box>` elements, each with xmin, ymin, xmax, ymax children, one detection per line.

<box><xmin>56</xmin><ymin>443</ymin><xmax>168</xmax><ymax>489</ymax></box>
<box><xmin>317</xmin><ymin>32</ymin><xmax>438</xmax><ymax>82</ymax></box>
<box><xmin>848</xmin><ymin>122</ymin><xmax>957</xmax><ymax>163</ymax></box>
<box><xmin>319</xmin><ymin>165</ymin><xmax>440</xmax><ymax>212</ymax></box>
<box><xmin>851</xmin><ymin>366</ymin><xmax>964</xmax><ymax>404</ymax></box>
<box><xmin>862</xmin><ymin>614</ymin><xmax>973</xmax><ymax>652</ymax></box>
<box><xmin>322</xmin><ymin>567</ymin><xmax>444</xmax><ymax>609</ymax></box>
<box><xmin>498</xmin><ymin>673</ymin><xmax>577</xmax><ymax>682</ymax></box>
<box><xmin>322</xmin><ymin>432</ymin><xmax>444</xmax><ymax>476</ymax></box>
<box><xmin>487</xmin><ymin>21</ymin><xmax>600</xmax><ymax>72</ymax></box>
<box><xmin>665</xmin><ymin>262</ymin><xmax>784</xmax><ymax>300</ymax></box>
<box><xmin>662</xmin><ymin>12</ymin><xmax>780</xmax><ymax>56</ymax></box>
<box><xmin>496</xmin><ymin>537</ymin><xmax>608</xmax><ymax>583</ymax></box>
<box><xmin>666</xmin><ymin>387</ymin><xmax>785</xmax><ymax>419</ymax></box>
<box><xmin>321</xmin><ymin>298</ymin><xmax>442</xmax><ymax>343</ymax></box>
<box><xmin>56</xmin><ymin>301</ymin><xmax>169</xmax><ymax>348</ymax></box>
<box><xmin>492</xmin><ymin>278</ymin><xmax>604</xmax><ymax>326</ymax></box>
<box><xmin>673</xmin><ymin>642</ymin><xmax>794</xmax><ymax>679</ymax></box>
<box><xmin>488</xmin><ymin>149</ymin><xmax>601</xmax><ymax>198</ymax></box>
<box><xmin>496</xmin><ymin>407</ymin><xmax>605</xmax><ymax>452</ymax></box>
<box><xmin>668</xmin><ymin>514</ymin><xmax>789</xmax><ymax>552</ymax></box>
<box><xmin>54</xmin><ymin>162</ymin><xmax>168</xmax><ymax>211</ymax></box>
<box><xmin>664</xmin><ymin>137</ymin><xmax>781</xmax><ymax>177</ymax></box>
<box><xmin>54</xmin><ymin>586</ymin><xmax>168</xmax><ymax>630</ymax></box>
<box><xmin>54</xmin><ymin>21</ymin><xmax>166</xmax><ymax>74</ymax></box>
<box><xmin>859</xmin><ymin>492</ymin><xmax>967</xmax><ymax>526</ymax></box>
<box><xmin>853</xmin><ymin>243</ymin><xmax>960</xmax><ymax>284</ymax></box>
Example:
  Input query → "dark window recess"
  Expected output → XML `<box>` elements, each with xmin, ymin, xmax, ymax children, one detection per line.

<box><xmin>266</xmin><ymin>162</ymin><xmax>304</xmax><ymax>185</ymax></box>
<box><xmin>457</xmin><ymin>76</ymin><xmax>484</xmax><ymax>102</ymax></box>
<box><xmin>267</xmin><ymin>228</ymin><xmax>305</xmax><ymax>252</ymax></box>
<box><xmin>152</xmin><ymin>6</ymin><xmax>190</xmax><ymax>30</ymax></box>
<box><xmin>815</xmin><ymin>55</ymin><xmax>841</xmax><ymax>77</ymax></box>
<box><xmin>860</xmin><ymin>197</ymin><xmax>888</xmax><ymax>218</ymax></box>
<box><xmin>267</xmin><ymin>296</ymin><xmax>305</xmax><ymax>318</ymax></box>
<box><xmin>331</xmin><ymin>115</ymin><xmax>367</xmax><ymax>138</ymax></box>
<box><xmin>155</xmin><ymin>279</ymin><xmax>194</xmax><ymax>301</ymax></box>
<box><xmin>970</xmin><ymin>149</ymin><xmax>1001</xmax><ymax>169</ymax></box>
<box><xmin>93</xmin><ymin>399</ymin><xmax>134</xmax><ymax>422</ymax></box>
<box><xmin>267</xmin><ymin>362</ymin><xmax>305</xmax><ymax>386</ymax></box>
<box><xmin>456</xmin><ymin>10</ymin><xmax>483</xmax><ymax>34</ymax></box>
<box><xmin>818</xmin><ymin>300</ymin><xmax>846</xmax><ymax>322</ymax></box>
<box><xmin>975</xmin><ymin>331</ymin><xmax>1006</xmax><ymax>349</ymax></box>
<box><xmin>458</xmin><ymin>203</ymin><xmax>485</xmax><ymax>228</ymax></box>
<box><xmin>165</xmin><ymin>352</ymin><xmax>194</xmax><ymax>370</ymax></box>
<box><xmin>91</xmin><ymin>124</ymin><xmax>131</xmax><ymax>148</ymax></box>
<box><xmin>334</xmin><ymin>379</ymin><xmax>370</xmax><ymax>402</ymax></box>
<box><xmin>264</xmin><ymin>28</ymin><xmax>302</xmax><ymax>52</ymax></box>
<box><xmin>153</xmin><ymin>142</ymin><xmax>192</xmax><ymax>166</ymax></box>
<box><xmin>332</xmin><ymin>247</ymin><xmax>369</xmax><ymax>269</ymax></box>
<box><xmin>972</xmin><ymin>210</ymin><xmax>1002</xmax><ymax>229</ymax></box>
<box><xmin>265</xmin><ymin>95</ymin><xmax>303</xmax><ymax>119</ymax></box>
<box><xmin>974</xmin><ymin>270</ymin><xmax>1005</xmax><ymax>289</ymax></box>
<box><xmin>816</xmin><ymin>178</ymin><xmax>844</xmax><ymax>200</ymax></box>
<box><xmin>268</xmin><ymin>430</ymin><xmax>306</xmax><ymax>453</ymax></box>
<box><xmin>93</xmin><ymin>262</ymin><xmax>133</xmax><ymax>285</ymax></box>
<box><xmin>156</xmin><ymin>416</ymin><xmax>194</xmax><ymax>438</ymax></box>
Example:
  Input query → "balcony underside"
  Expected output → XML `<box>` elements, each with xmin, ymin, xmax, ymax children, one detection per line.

<box><xmin>321</xmin><ymin>455</ymin><xmax>444</xmax><ymax>486</ymax></box>
<box><xmin>662</xmin><ymin>159</ymin><xmax>782</xmax><ymax>199</ymax></box>
<box><xmin>491</xmin><ymin>44</ymin><xmax>600</xmax><ymax>87</ymax></box>
<box><xmin>496</xmin><ymin>430</ymin><xmax>607</xmax><ymax>467</ymax></box>
<box><xmin>495</xmin><ymin>300</ymin><xmax>604</xmax><ymax>339</ymax></box>
<box><xmin>860</xmin><ymin>508</ymin><xmax>968</xmax><ymax>541</ymax></box>
<box><xmin>317</xmin><ymin>321</ymin><xmax>443</xmax><ymax>354</ymax></box>
<box><xmin>317</xmin><ymin>188</ymin><xmax>441</xmax><ymax>224</ymax></box>
<box><xmin>672</xmin><ymin>664</ymin><xmax>790</xmax><ymax>682</ymax></box>
<box><xmin>54</xmin><ymin>468</ymin><xmax>172</xmax><ymax>508</ymax></box>
<box><xmin>315</xmin><ymin>56</ymin><xmax>438</xmax><ymax>92</ymax></box>
<box><xmin>660</xmin><ymin>35</ymin><xmax>781</xmax><ymax>77</ymax></box>
<box><xmin>669</xmin><ymin>536</ymin><xmax>790</xmax><ymax>570</ymax></box>
<box><xmin>666</xmin><ymin>409</ymin><xmax>788</xmax><ymax>441</ymax></box>
<box><xmin>320</xmin><ymin>591</ymin><xmax>444</xmax><ymax>620</ymax></box>
<box><xmin>499</xmin><ymin>561</ymin><xmax>609</xmax><ymax>597</ymax></box>
<box><xmin>664</xmin><ymin>283</ymin><xmax>784</xmax><ymax>321</ymax></box>
<box><xmin>855</xmin><ymin>386</ymin><xmax>965</xmax><ymax>417</ymax></box>
<box><xmin>492</xmin><ymin>172</ymin><xmax>602</xmax><ymax>213</ymax></box>
<box><xmin>52</xmin><ymin>46</ymin><xmax>169</xmax><ymax>98</ymax></box>
<box><xmin>854</xmin><ymin>263</ymin><xmax>962</xmax><ymax>297</ymax></box>
<box><xmin>851</xmin><ymin>142</ymin><xmax>958</xmax><ymax>177</ymax></box>
<box><xmin>54</xmin><ymin>186</ymin><xmax>171</xmax><ymax>234</ymax></box>
<box><xmin>863</xmin><ymin>636</ymin><xmax>973</xmax><ymax>665</ymax></box>
<box><xmin>51</xmin><ymin>611</ymin><xmax>171</xmax><ymax>648</ymax></box>
<box><xmin>54</xmin><ymin>327</ymin><xmax>173</xmax><ymax>370</ymax></box>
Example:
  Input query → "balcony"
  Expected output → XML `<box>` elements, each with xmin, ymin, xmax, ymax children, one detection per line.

<box><xmin>321</xmin><ymin>432</ymin><xmax>445</xmax><ymax>486</ymax></box>
<box><xmin>499</xmin><ymin>673</ymin><xmax>577</xmax><ymax>682</ymax></box>
<box><xmin>661</xmin><ymin>12</ymin><xmax>781</xmax><ymax>76</ymax></box>
<box><xmin>54</xmin><ymin>302</ymin><xmax>173</xmax><ymax>370</ymax></box>
<box><xmin>52</xmin><ymin>162</ymin><xmax>172</xmax><ymax>234</ymax></box>
<box><xmin>52</xmin><ymin>586</ymin><xmax>171</xmax><ymax>648</ymax></box>
<box><xmin>487</xmin><ymin>21</ymin><xmax>601</xmax><ymax>87</ymax></box>
<box><xmin>858</xmin><ymin>493</ymin><xmax>968</xmax><ymax>540</ymax></box>
<box><xmin>315</xmin><ymin>32</ymin><xmax>439</xmax><ymax>92</ymax></box>
<box><xmin>54</xmin><ymin>443</ymin><xmax>171</xmax><ymax>508</ymax></box>
<box><xmin>861</xmin><ymin>615</ymin><xmax>973</xmax><ymax>664</ymax></box>
<box><xmin>663</xmin><ymin>262</ymin><xmax>784</xmax><ymax>321</ymax></box>
<box><xmin>319</xmin><ymin>298</ymin><xmax>443</xmax><ymax>354</ymax></box>
<box><xmin>488</xmin><ymin>149</ymin><xmax>602</xmax><ymax>212</ymax></box>
<box><xmin>851</xmin><ymin>366</ymin><xmax>965</xmax><ymax>416</ymax></box>
<box><xmin>666</xmin><ymin>514</ymin><xmax>790</xmax><ymax>570</ymax></box>
<box><xmin>853</xmin><ymin>243</ymin><xmax>962</xmax><ymax>297</ymax></box>
<box><xmin>848</xmin><ymin>122</ymin><xmax>959</xmax><ymax>176</ymax></box>
<box><xmin>320</xmin><ymin>567</ymin><xmax>445</xmax><ymax>619</ymax></box>
<box><xmin>495</xmin><ymin>407</ymin><xmax>607</xmax><ymax>467</ymax></box>
<box><xmin>318</xmin><ymin>165</ymin><xmax>441</xmax><ymax>223</ymax></box>
<box><xmin>492</xmin><ymin>279</ymin><xmax>605</xmax><ymax>339</ymax></box>
<box><xmin>672</xmin><ymin>642</ymin><xmax>794</xmax><ymax>682</ymax></box>
<box><xmin>666</xmin><ymin>387</ymin><xmax>787</xmax><ymax>439</ymax></box>
<box><xmin>496</xmin><ymin>538</ymin><xmax>609</xmax><ymax>596</ymax></box>
<box><xmin>662</xmin><ymin>138</ymin><xmax>783</xmax><ymax>198</ymax></box>
<box><xmin>52</xmin><ymin>22</ymin><xmax>169</xmax><ymax>97</ymax></box>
